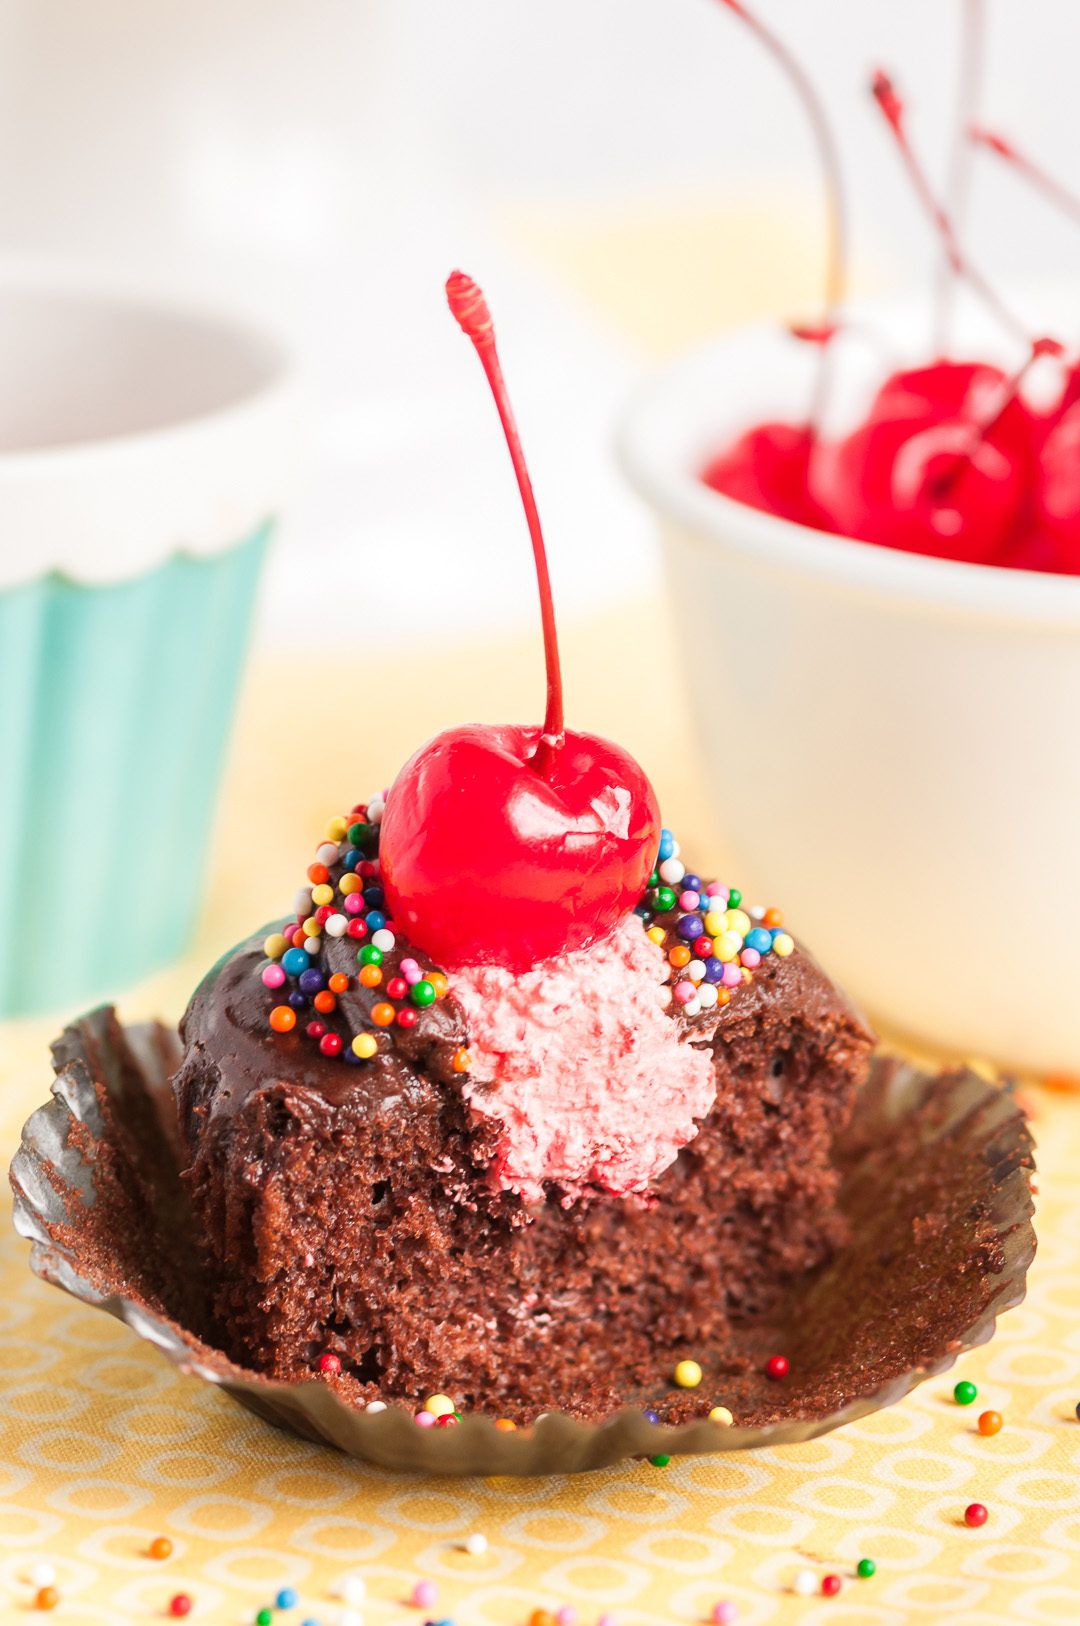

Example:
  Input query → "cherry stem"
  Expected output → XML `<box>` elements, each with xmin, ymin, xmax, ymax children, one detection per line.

<box><xmin>446</xmin><ymin>270</ymin><xmax>565</xmax><ymax>775</ymax></box>
<box><xmin>935</xmin><ymin>0</ymin><xmax>986</xmax><ymax>352</ymax></box>
<box><xmin>871</xmin><ymin>70</ymin><xmax>1029</xmax><ymax>349</ymax></box>
<box><xmin>714</xmin><ymin>0</ymin><xmax>847</xmax><ymax>427</ymax></box>
<box><xmin>970</xmin><ymin>124</ymin><xmax>1080</xmax><ymax>230</ymax></box>
<box><xmin>927</xmin><ymin>335</ymin><xmax>1064</xmax><ymax>502</ymax></box>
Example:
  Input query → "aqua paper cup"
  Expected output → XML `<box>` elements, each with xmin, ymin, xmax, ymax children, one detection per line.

<box><xmin>0</xmin><ymin>272</ymin><xmax>300</xmax><ymax>1017</ymax></box>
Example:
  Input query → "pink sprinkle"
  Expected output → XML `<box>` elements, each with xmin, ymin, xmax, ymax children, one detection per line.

<box><xmin>739</xmin><ymin>948</ymin><xmax>761</xmax><ymax>968</ymax></box>
<box><xmin>411</xmin><ymin>1580</ymin><xmax>438</xmax><ymax>1607</ymax></box>
<box><xmin>556</xmin><ymin>1611</ymin><xmax>577</xmax><ymax>1626</ymax></box>
<box><xmin>678</xmin><ymin>889</ymin><xmax>700</xmax><ymax>911</ymax></box>
<box><xmin>414</xmin><ymin>1411</ymin><xmax>436</xmax><ymax>1428</ymax></box>
<box><xmin>597</xmin><ymin>1615</ymin><xmax>618</xmax><ymax>1626</ymax></box>
<box><xmin>721</xmin><ymin>963</ymin><xmax>742</xmax><ymax>988</ymax></box>
<box><xmin>706</xmin><ymin>883</ymin><xmax>728</xmax><ymax>899</ymax></box>
<box><xmin>673</xmin><ymin>981</ymin><xmax>697</xmax><ymax>1005</ymax></box>
<box><xmin>400</xmin><ymin>958</ymin><xmax>422</xmax><ymax>984</ymax></box>
<box><xmin>344</xmin><ymin>893</ymin><xmax>364</xmax><ymax>915</ymax></box>
<box><xmin>712</xmin><ymin>1605</ymin><xmax>738</xmax><ymax>1625</ymax></box>
<box><xmin>261</xmin><ymin>964</ymin><xmax>286</xmax><ymax>988</ymax></box>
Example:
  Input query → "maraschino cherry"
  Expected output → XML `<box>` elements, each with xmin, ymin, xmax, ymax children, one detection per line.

<box><xmin>379</xmin><ymin>273</ymin><xmax>660</xmax><ymax>973</ymax></box>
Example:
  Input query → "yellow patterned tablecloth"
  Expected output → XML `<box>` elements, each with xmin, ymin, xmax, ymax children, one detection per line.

<box><xmin>3</xmin><ymin>607</ymin><xmax>1080</xmax><ymax>1625</ymax></box>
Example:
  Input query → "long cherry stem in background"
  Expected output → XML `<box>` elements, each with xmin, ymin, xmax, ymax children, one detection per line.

<box><xmin>714</xmin><ymin>0</ymin><xmax>847</xmax><ymax>426</ymax></box>
<box><xmin>970</xmin><ymin>124</ymin><xmax>1080</xmax><ymax>229</ymax></box>
<box><xmin>446</xmin><ymin>271</ymin><xmax>565</xmax><ymax>777</ymax></box>
<box><xmin>935</xmin><ymin>0</ymin><xmax>986</xmax><ymax>353</ymax></box>
<box><xmin>871</xmin><ymin>70</ymin><xmax>1029</xmax><ymax>348</ymax></box>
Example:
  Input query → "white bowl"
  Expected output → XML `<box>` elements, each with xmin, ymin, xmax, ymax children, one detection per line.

<box><xmin>619</xmin><ymin>294</ymin><xmax>1080</xmax><ymax>1072</ymax></box>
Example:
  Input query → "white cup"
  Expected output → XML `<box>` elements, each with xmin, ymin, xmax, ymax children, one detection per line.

<box><xmin>619</xmin><ymin>291</ymin><xmax>1080</xmax><ymax>1073</ymax></box>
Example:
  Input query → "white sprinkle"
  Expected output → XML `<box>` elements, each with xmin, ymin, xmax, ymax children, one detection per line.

<box><xmin>325</xmin><ymin>913</ymin><xmax>348</xmax><ymax>937</ymax></box>
<box><xmin>792</xmin><ymin>1569</ymin><xmax>817</xmax><ymax>1597</ymax></box>
<box><xmin>687</xmin><ymin>959</ymin><xmax>706</xmax><ymax>983</ymax></box>
<box><xmin>367</xmin><ymin>795</ymin><xmax>385</xmax><ymax>823</ymax></box>
<box><xmin>293</xmin><ymin>887</ymin><xmax>314</xmax><ymax>917</ymax></box>
<box><xmin>340</xmin><ymin>1610</ymin><xmax>364</xmax><ymax>1626</ymax></box>
<box><xmin>364</xmin><ymin>1400</ymin><xmax>387</xmax><ymax>1414</ymax></box>
<box><xmin>658</xmin><ymin>857</ymin><xmax>685</xmax><ymax>886</ymax></box>
<box><xmin>464</xmin><ymin>1532</ymin><xmax>488</xmax><ymax>1555</ymax></box>
<box><xmin>683</xmin><ymin>997</ymin><xmax>702</xmax><ymax>1017</ymax></box>
<box><xmin>303</xmin><ymin>935</ymin><xmax>322</xmax><ymax>955</ymax></box>
<box><xmin>371</xmin><ymin>929</ymin><xmax>395</xmax><ymax>952</ymax></box>
<box><xmin>317</xmin><ymin>842</ymin><xmax>341</xmax><ymax>867</ymax></box>
<box><xmin>341</xmin><ymin>1574</ymin><xmax>367</xmax><ymax>1604</ymax></box>
<box><xmin>697</xmin><ymin>985</ymin><xmax>719</xmax><ymax>1009</ymax></box>
<box><xmin>29</xmin><ymin>1562</ymin><xmax>56</xmax><ymax>1588</ymax></box>
<box><xmin>749</xmin><ymin>905</ymin><xmax>766</xmax><ymax>920</ymax></box>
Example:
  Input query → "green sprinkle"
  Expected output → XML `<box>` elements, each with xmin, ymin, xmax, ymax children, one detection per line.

<box><xmin>411</xmin><ymin>980</ymin><xmax>436</xmax><ymax>1008</ymax></box>
<box><xmin>359</xmin><ymin>944</ymin><xmax>383</xmax><ymax>966</ymax></box>
<box><xmin>954</xmin><ymin>1380</ymin><xmax>978</xmax><ymax>1406</ymax></box>
<box><xmin>256</xmin><ymin>1612</ymin><xmax>273</xmax><ymax>1626</ymax></box>
<box><xmin>857</xmin><ymin>1558</ymin><xmax>876</xmax><ymax>1579</ymax></box>
<box><xmin>348</xmin><ymin>821</ymin><xmax>373</xmax><ymax>847</ymax></box>
<box><xmin>649</xmin><ymin>1453</ymin><xmax>671</xmax><ymax>1467</ymax></box>
<box><xmin>727</xmin><ymin>888</ymin><xmax>742</xmax><ymax>908</ymax></box>
<box><xmin>653</xmin><ymin>886</ymin><xmax>677</xmax><ymax>913</ymax></box>
<box><xmin>648</xmin><ymin>870</ymin><xmax>660</xmax><ymax>888</ymax></box>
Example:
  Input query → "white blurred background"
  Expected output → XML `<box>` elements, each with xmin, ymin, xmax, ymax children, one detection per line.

<box><xmin>0</xmin><ymin>0</ymin><xmax>1077</xmax><ymax>651</ymax></box>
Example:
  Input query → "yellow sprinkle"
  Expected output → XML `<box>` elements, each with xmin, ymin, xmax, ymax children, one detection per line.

<box><xmin>725</xmin><ymin>908</ymin><xmax>752</xmax><ymax>937</ymax></box>
<box><xmin>425</xmin><ymin>1393</ymin><xmax>456</xmax><ymax>1417</ymax></box>
<box><xmin>311</xmin><ymin>883</ymin><xmax>334</xmax><ymax>907</ymax></box>
<box><xmin>772</xmin><ymin>932</ymin><xmax>795</xmax><ymax>957</ymax></box>
<box><xmin>352</xmin><ymin>1034</ymin><xmax>377</xmax><ymax>1059</ymax></box>
<box><xmin>674</xmin><ymin>1360</ymin><xmax>702</xmax><ymax>1389</ymax></box>
<box><xmin>303</xmin><ymin>915</ymin><xmax>322</xmax><ymax>937</ymax></box>
<box><xmin>709</xmin><ymin>1405</ymin><xmax>734</xmax><ymax>1425</ymax></box>
<box><xmin>339</xmin><ymin>873</ymin><xmax>363</xmax><ymax>895</ymax></box>
<box><xmin>647</xmin><ymin>926</ymin><xmax>666</xmax><ymax>945</ymax></box>
<box><xmin>716</xmin><ymin>931</ymin><xmax>743</xmax><ymax>963</ymax></box>
<box><xmin>703</xmin><ymin>911</ymin><xmax>726</xmax><ymax>938</ymax></box>
<box><xmin>263</xmin><ymin>933</ymin><xmax>287</xmax><ymax>961</ymax></box>
<box><xmin>326</xmin><ymin>816</ymin><xmax>348</xmax><ymax>841</ymax></box>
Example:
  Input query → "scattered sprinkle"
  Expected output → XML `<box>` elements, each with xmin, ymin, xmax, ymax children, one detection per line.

<box><xmin>709</xmin><ymin>1406</ymin><xmax>734</xmax><ymax>1426</ymax></box>
<box><xmin>822</xmin><ymin>1574</ymin><xmax>842</xmax><ymax>1597</ymax></box>
<box><xmin>168</xmin><ymin>1596</ymin><xmax>192</xmax><ymax>1618</ymax></box>
<box><xmin>954</xmin><ymin>1380</ymin><xmax>978</xmax><ymax>1406</ymax></box>
<box><xmin>556</xmin><ymin>1609</ymin><xmax>577</xmax><ymax>1626</ymax></box>
<box><xmin>29</xmin><ymin>1564</ymin><xmax>56</xmax><ymax>1588</ymax></box>
<box><xmin>674</xmin><ymin>1360</ymin><xmax>702</xmax><ymax>1388</ymax></box>
<box><xmin>494</xmin><ymin>1418</ymin><xmax>517</xmax><ymax>1432</ymax></box>
<box><xmin>149</xmin><ymin>1538</ymin><xmax>173</xmax><ymax>1561</ymax></box>
<box><xmin>965</xmin><ymin>1502</ymin><xmax>989</xmax><ymax>1528</ymax></box>
<box><xmin>464</xmin><ymin>1533</ymin><xmax>487</xmax><ymax>1556</ymax></box>
<box><xmin>528</xmin><ymin>1612</ymin><xmax>556</xmax><ymax>1626</ymax></box>
<box><xmin>792</xmin><ymin>1569</ymin><xmax>817</xmax><ymax>1597</ymax></box>
<box><xmin>649</xmin><ymin>1454</ymin><xmax>671</xmax><ymax>1467</ymax></box>
<box><xmin>256</xmin><ymin>1610</ymin><xmax>273</xmax><ymax>1626</ymax></box>
<box><xmin>365</xmin><ymin>1400</ymin><xmax>387</xmax><ymax>1414</ymax></box>
<box><xmin>415</xmin><ymin>1411</ymin><xmax>437</xmax><ymax>1428</ymax></box>
<box><xmin>340</xmin><ymin>1575</ymin><xmax>366</xmax><ymax>1606</ymax></box>
<box><xmin>857</xmin><ymin>1557</ymin><xmax>876</xmax><ymax>1579</ymax></box>
<box><xmin>318</xmin><ymin>1353</ymin><xmax>341</xmax><ymax>1375</ymax></box>
<box><xmin>277</xmin><ymin>1588</ymin><xmax>299</xmax><ymax>1609</ymax></box>
<box><xmin>978</xmin><ymin>1410</ymin><xmax>1003</xmax><ymax>1436</ymax></box>
<box><xmin>425</xmin><ymin>1394</ymin><xmax>455</xmax><ymax>1417</ymax></box>
<box><xmin>765</xmin><ymin>1355</ymin><xmax>789</xmax><ymax>1380</ymax></box>
<box><xmin>711</xmin><ymin>1605</ymin><xmax>738</xmax><ymax>1625</ymax></box>
<box><xmin>412</xmin><ymin>1579</ymin><xmax>438</xmax><ymax>1608</ymax></box>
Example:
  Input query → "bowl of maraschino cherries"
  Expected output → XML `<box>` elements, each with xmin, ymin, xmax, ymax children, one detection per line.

<box><xmin>619</xmin><ymin>0</ymin><xmax>1080</xmax><ymax>1076</ymax></box>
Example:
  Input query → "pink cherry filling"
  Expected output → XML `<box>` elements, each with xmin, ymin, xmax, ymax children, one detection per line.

<box><xmin>452</xmin><ymin>914</ymin><xmax>717</xmax><ymax>1204</ymax></box>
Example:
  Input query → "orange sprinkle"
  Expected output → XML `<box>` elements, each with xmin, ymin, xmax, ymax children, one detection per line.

<box><xmin>307</xmin><ymin>862</ymin><xmax>329</xmax><ymax>885</ymax></box>
<box><xmin>529</xmin><ymin>1612</ymin><xmax>556</xmax><ymax>1626</ymax></box>
<box><xmin>359</xmin><ymin>965</ymin><xmax>383</xmax><ymax>988</ymax></box>
<box><xmin>452</xmin><ymin>1047</ymin><xmax>471</xmax><ymax>1073</ymax></box>
<box><xmin>371</xmin><ymin>1003</ymin><xmax>396</xmax><ymax>1027</ymax></box>
<box><xmin>328</xmin><ymin>973</ymin><xmax>349</xmax><ymax>994</ymax></box>
<box><xmin>149</xmin><ymin>1537</ymin><xmax>173</xmax><ymax>1560</ymax></box>
<box><xmin>494</xmin><ymin>1418</ymin><xmax>517</xmax><ymax>1432</ymax></box>
<box><xmin>291</xmin><ymin>928</ymin><xmax>307</xmax><ymax>947</ymax></box>
<box><xmin>314</xmin><ymin>991</ymin><xmax>336</xmax><ymax>1014</ymax></box>
<box><xmin>269</xmin><ymin>1006</ymin><xmax>296</xmax><ymax>1033</ymax></box>
<box><xmin>717</xmin><ymin>989</ymin><xmax>731</xmax><ymax>1006</ymax></box>
<box><xmin>429</xmin><ymin>972</ymin><xmax>449</xmax><ymax>998</ymax></box>
<box><xmin>35</xmin><ymin>1589</ymin><xmax>59</xmax><ymax>1611</ymax></box>
<box><xmin>763</xmin><ymin>907</ymin><xmax>784</xmax><ymax>928</ymax></box>
<box><xmin>978</xmin><ymin>1410</ymin><xmax>1003</xmax><ymax>1436</ymax></box>
<box><xmin>669</xmin><ymin>944</ymin><xmax>692</xmax><ymax>968</ymax></box>
<box><xmin>1043</xmin><ymin>1071</ymin><xmax>1080</xmax><ymax>1094</ymax></box>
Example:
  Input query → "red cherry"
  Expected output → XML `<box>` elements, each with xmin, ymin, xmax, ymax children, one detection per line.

<box><xmin>1031</xmin><ymin>399</ymin><xmax>1080</xmax><ymax>572</ymax></box>
<box><xmin>382</xmin><ymin>723</ymin><xmax>659</xmax><ymax>972</ymax></box>
<box><xmin>380</xmin><ymin>274</ymin><xmax>660</xmax><ymax>972</ymax></box>
<box><xmin>702</xmin><ymin>422</ymin><xmax>834</xmax><ymax>530</ymax></box>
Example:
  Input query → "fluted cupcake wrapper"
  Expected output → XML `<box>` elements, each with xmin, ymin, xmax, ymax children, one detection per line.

<box><xmin>10</xmin><ymin>1018</ymin><xmax>1036</xmax><ymax>1475</ymax></box>
<box><xmin>0</xmin><ymin>525</ymin><xmax>269</xmax><ymax>1017</ymax></box>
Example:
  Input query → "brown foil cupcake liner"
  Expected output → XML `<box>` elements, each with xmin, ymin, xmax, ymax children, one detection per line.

<box><xmin>11</xmin><ymin>1017</ymin><xmax>1036</xmax><ymax>1476</ymax></box>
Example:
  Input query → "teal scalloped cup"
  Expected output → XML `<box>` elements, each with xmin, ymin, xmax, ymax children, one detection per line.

<box><xmin>0</xmin><ymin>274</ymin><xmax>300</xmax><ymax>1017</ymax></box>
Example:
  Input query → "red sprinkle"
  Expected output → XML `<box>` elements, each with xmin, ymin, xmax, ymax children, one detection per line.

<box><xmin>965</xmin><ymin>1502</ymin><xmax>988</xmax><ymax>1528</ymax></box>
<box><xmin>765</xmin><ymin>1355</ymin><xmax>789</xmax><ymax>1380</ymax></box>
<box><xmin>347</xmin><ymin>919</ymin><xmax>368</xmax><ymax>939</ymax></box>
<box><xmin>169</xmin><ymin>1597</ymin><xmax>193</xmax><ymax>1618</ymax></box>
<box><xmin>822</xmin><ymin>1575</ymin><xmax>841</xmax><ymax>1597</ymax></box>
<box><xmin>318</xmin><ymin>1353</ymin><xmax>341</xmax><ymax>1374</ymax></box>
<box><xmin>306</xmin><ymin>1020</ymin><xmax>326</xmax><ymax>1040</ymax></box>
<box><xmin>319</xmin><ymin>1033</ymin><xmax>343</xmax><ymax>1057</ymax></box>
<box><xmin>397</xmin><ymin>1008</ymin><xmax>419</xmax><ymax>1028</ymax></box>
<box><xmin>436</xmin><ymin>1412</ymin><xmax>460</xmax><ymax>1427</ymax></box>
<box><xmin>387</xmin><ymin>977</ymin><xmax>408</xmax><ymax>999</ymax></box>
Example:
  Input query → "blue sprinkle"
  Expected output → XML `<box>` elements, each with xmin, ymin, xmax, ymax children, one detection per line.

<box><xmin>365</xmin><ymin>911</ymin><xmax>387</xmax><ymax>932</ymax></box>
<box><xmin>298</xmin><ymin>967</ymin><xmax>326</xmax><ymax>995</ymax></box>
<box><xmin>633</xmin><ymin>903</ymin><xmax>650</xmax><ymax>918</ymax></box>
<box><xmin>282</xmin><ymin>946</ymin><xmax>311</xmax><ymax>977</ymax></box>
<box><xmin>745</xmin><ymin>927</ymin><xmax>773</xmax><ymax>955</ymax></box>
<box><xmin>703</xmin><ymin>958</ymin><xmax>725</xmax><ymax>984</ymax></box>
<box><xmin>643</xmin><ymin>1407</ymin><xmax>660</xmax><ymax>1424</ymax></box>
<box><xmin>363</xmin><ymin>885</ymin><xmax>386</xmax><ymax>909</ymax></box>
<box><xmin>287</xmin><ymin>990</ymin><xmax>307</xmax><ymax>1010</ymax></box>
<box><xmin>681</xmin><ymin>873</ymin><xmax>701</xmax><ymax>892</ymax></box>
<box><xmin>676</xmin><ymin>915</ymin><xmax>704</xmax><ymax>942</ymax></box>
<box><xmin>277</xmin><ymin>1589</ymin><xmax>299</xmax><ymax>1610</ymax></box>
<box><xmin>770</xmin><ymin>926</ymin><xmax>785</xmax><ymax>942</ymax></box>
<box><xmin>343</xmin><ymin>1045</ymin><xmax>363</xmax><ymax>1065</ymax></box>
<box><xmin>342</xmin><ymin>849</ymin><xmax>360</xmax><ymax>872</ymax></box>
<box><xmin>657</xmin><ymin>828</ymin><xmax>675</xmax><ymax>862</ymax></box>
<box><xmin>302</xmin><ymin>1619</ymin><xmax>321</xmax><ymax>1626</ymax></box>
